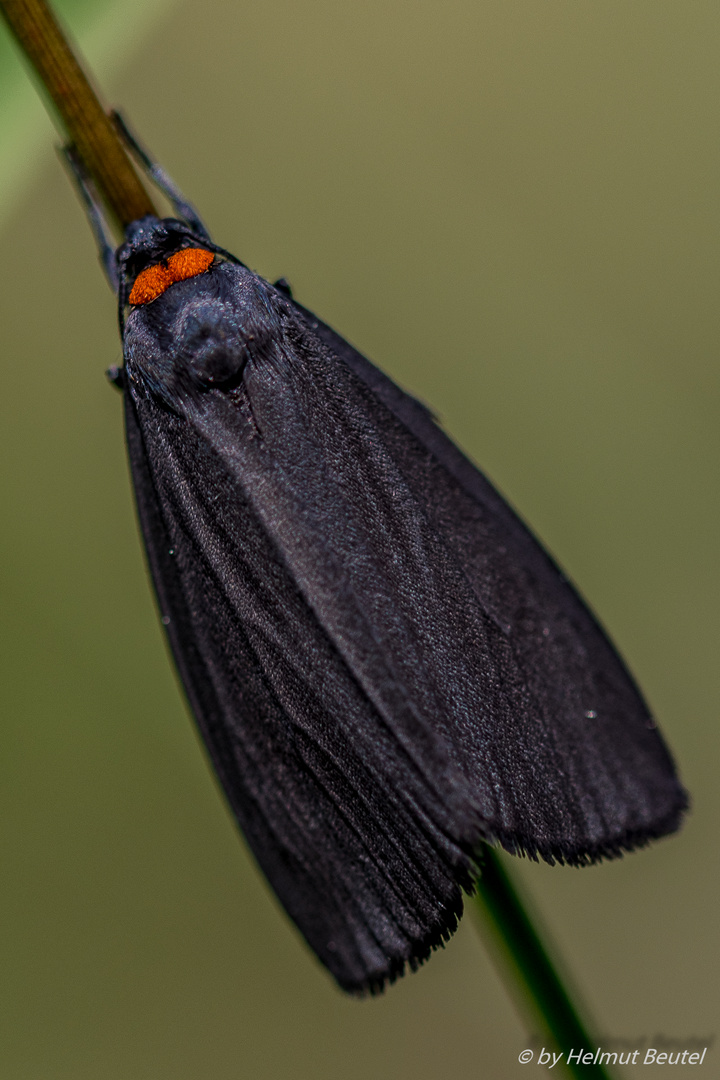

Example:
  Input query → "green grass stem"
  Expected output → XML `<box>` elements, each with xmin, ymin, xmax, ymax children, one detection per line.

<box><xmin>473</xmin><ymin>846</ymin><xmax>617</xmax><ymax>1079</ymax></box>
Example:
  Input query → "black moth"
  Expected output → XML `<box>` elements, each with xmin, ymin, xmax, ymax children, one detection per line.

<box><xmin>69</xmin><ymin>122</ymin><xmax>686</xmax><ymax>994</ymax></box>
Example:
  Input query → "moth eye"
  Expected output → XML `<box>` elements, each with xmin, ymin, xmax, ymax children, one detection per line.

<box><xmin>129</xmin><ymin>248</ymin><xmax>215</xmax><ymax>305</ymax></box>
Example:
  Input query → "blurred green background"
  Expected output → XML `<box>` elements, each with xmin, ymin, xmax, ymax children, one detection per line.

<box><xmin>0</xmin><ymin>1</ymin><xmax>717</xmax><ymax>1077</ymax></box>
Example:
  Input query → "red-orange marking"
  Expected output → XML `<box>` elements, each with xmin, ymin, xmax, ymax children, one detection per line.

<box><xmin>129</xmin><ymin>248</ymin><xmax>215</xmax><ymax>305</ymax></box>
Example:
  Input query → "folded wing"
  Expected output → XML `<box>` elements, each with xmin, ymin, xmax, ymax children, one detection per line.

<box><xmin>124</xmin><ymin>297</ymin><xmax>686</xmax><ymax>992</ymax></box>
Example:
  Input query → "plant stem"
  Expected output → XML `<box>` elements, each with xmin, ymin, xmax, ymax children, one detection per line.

<box><xmin>473</xmin><ymin>846</ymin><xmax>616</xmax><ymax>1079</ymax></box>
<box><xmin>0</xmin><ymin>0</ymin><xmax>156</xmax><ymax>230</ymax></box>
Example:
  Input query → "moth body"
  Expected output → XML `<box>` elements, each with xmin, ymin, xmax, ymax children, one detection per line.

<box><xmin>110</xmin><ymin>210</ymin><xmax>686</xmax><ymax>991</ymax></box>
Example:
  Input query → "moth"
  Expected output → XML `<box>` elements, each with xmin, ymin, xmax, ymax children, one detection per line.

<box><xmin>67</xmin><ymin>121</ymin><xmax>687</xmax><ymax>994</ymax></box>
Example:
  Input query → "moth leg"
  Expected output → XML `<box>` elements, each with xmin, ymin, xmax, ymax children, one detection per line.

<box><xmin>61</xmin><ymin>145</ymin><xmax>119</xmax><ymax>293</ymax></box>
<box><xmin>111</xmin><ymin>111</ymin><xmax>210</xmax><ymax>239</ymax></box>
<box><xmin>106</xmin><ymin>365</ymin><xmax>125</xmax><ymax>390</ymax></box>
<box><xmin>273</xmin><ymin>277</ymin><xmax>293</xmax><ymax>297</ymax></box>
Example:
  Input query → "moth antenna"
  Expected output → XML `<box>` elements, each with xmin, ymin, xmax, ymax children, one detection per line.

<box><xmin>61</xmin><ymin>145</ymin><xmax>119</xmax><ymax>293</ymax></box>
<box><xmin>112</xmin><ymin>111</ymin><xmax>211</xmax><ymax>239</ymax></box>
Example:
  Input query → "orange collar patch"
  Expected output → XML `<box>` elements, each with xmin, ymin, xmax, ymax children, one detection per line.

<box><xmin>129</xmin><ymin>248</ymin><xmax>215</xmax><ymax>305</ymax></box>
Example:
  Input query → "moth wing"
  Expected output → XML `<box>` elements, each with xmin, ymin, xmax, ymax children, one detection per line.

<box><xmin>125</xmin><ymin>389</ymin><xmax>468</xmax><ymax>994</ymax></box>
<box><xmin>194</xmin><ymin>300</ymin><xmax>686</xmax><ymax>865</ymax></box>
<box><xmin>290</xmin><ymin>297</ymin><xmax>687</xmax><ymax>847</ymax></box>
<box><xmin>124</xmin><ymin>288</ymin><xmax>686</xmax><ymax>992</ymax></box>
